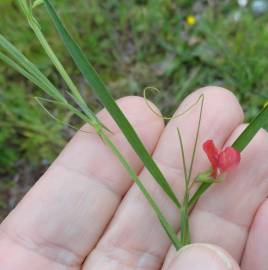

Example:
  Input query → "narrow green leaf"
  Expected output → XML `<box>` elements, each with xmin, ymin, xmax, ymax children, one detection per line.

<box><xmin>0</xmin><ymin>52</ymin><xmax>43</xmax><ymax>90</ymax></box>
<box><xmin>189</xmin><ymin>105</ymin><xmax>268</xmax><ymax>207</ymax></box>
<box><xmin>0</xmin><ymin>34</ymin><xmax>64</xmax><ymax>102</ymax></box>
<box><xmin>17</xmin><ymin>0</ymin><xmax>30</xmax><ymax>15</ymax></box>
<box><xmin>232</xmin><ymin>105</ymin><xmax>268</xmax><ymax>151</ymax></box>
<box><xmin>43</xmin><ymin>0</ymin><xmax>181</xmax><ymax>208</ymax></box>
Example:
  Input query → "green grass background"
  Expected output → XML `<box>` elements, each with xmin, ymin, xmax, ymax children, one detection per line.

<box><xmin>0</xmin><ymin>0</ymin><xmax>268</xmax><ymax>219</ymax></box>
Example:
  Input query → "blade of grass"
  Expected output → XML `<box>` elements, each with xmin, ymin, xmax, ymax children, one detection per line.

<box><xmin>0</xmin><ymin>52</ymin><xmax>47</xmax><ymax>93</ymax></box>
<box><xmin>0</xmin><ymin>34</ymin><xmax>64</xmax><ymax>102</ymax></box>
<box><xmin>43</xmin><ymin>0</ymin><xmax>181</xmax><ymax>208</ymax></box>
<box><xmin>189</xmin><ymin>104</ymin><xmax>268</xmax><ymax>207</ymax></box>
<box><xmin>232</xmin><ymin>105</ymin><xmax>268</xmax><ymax>151</ymax></box>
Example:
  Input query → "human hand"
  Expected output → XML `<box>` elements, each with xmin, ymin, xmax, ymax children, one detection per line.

<box><xmin>0</xmin><ymin>86</ymin><xmax>267</xmax><ymax>270</ymax></box>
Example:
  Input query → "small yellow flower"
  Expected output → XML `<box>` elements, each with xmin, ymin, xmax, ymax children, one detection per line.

<box><xmin>186</xmin><ymin>15</ymin><xmax>197</xmax><ymax>26</ymax></box>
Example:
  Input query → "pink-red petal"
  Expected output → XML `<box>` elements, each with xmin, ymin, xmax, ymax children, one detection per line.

<box><xmin>203</xmin><ymin>139</ymin><xmax>220</xmax><ymax>168</ymax></box>
<box><xmin>218</xmin><ymin>147</ymin><xmax>241</xmax><ymax>172</ymax></box>
<box><xmin>203</xmin><ymin>139</ymin><xmax>220</xmax><ymax>177</ymax></box>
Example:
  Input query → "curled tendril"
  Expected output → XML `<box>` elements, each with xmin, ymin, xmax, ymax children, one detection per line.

<box><xmin>143</xmin><ymin>86</ymin><xmax>204</xmax><ymax>120</ymax></box>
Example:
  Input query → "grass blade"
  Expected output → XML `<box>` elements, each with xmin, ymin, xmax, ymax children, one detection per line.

<box><xmin>43</xmin><ymin>0</ymin><xmax>180</xmax><ymax>208</ymax></box>
<box><xmin>0</xmin><ymin>52</ymin><xmax>44</xmax><ymax>91</ymax></box>
<box><xmin>232</xmin><ymin>105</ymin><xmax>268</xmax><ymax>151</ymax></box>
<box><xmin>0</xmin><ymin>34</ymin><xmax>64</xmax><ymax>102</ymax></box>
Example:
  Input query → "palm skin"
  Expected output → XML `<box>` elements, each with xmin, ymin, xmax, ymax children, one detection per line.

<box><xmin>0</xmin><ymin>86</ymin><xmax>267</xmax><ymax>270</ymax></box>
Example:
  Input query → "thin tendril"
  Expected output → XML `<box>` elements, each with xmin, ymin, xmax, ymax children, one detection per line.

<box><xmin>35</xmin><ymin>97</ymin><xmax>95</xmax><ymax>135</ymax></box>
<box><xmin>143</xmin><ymin>86</ymin><xmax>203</xmax><ymax>120</ymax></box>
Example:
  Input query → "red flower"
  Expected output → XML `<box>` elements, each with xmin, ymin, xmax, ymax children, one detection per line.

<box><xmin>203</xmin><ymin>139</ymin><xmax>240</xmax><ymax>178</ymax></box>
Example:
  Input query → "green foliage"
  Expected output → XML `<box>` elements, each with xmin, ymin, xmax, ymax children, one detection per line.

<box><xmin>0</xmin><ymin>82</ymin><xmax>66</xmax><ymax>173</ymax></box>
<box><xmin>193</xmin><ymin>8</ymin><xmax>268</xmax><ymax>121</ymax></box>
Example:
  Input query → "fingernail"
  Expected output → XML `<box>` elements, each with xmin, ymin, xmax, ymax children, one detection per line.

<box><xmin>168</xmin><ymin>243</ymin><xmax>234</xmax><ymax>270</ymax></box>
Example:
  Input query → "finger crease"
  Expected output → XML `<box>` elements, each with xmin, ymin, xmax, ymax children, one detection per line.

<box><xmin>0</xmin><ymin>226</ymin><xmax>82</xmax><ymax>268</ymax></box>
<box><xmin>89</xmin><ymin>242</ymin><xmax>163</xmax><ymax>269</ymax></box>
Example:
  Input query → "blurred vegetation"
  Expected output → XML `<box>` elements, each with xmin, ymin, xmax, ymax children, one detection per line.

<box><xmin>0</xmin><ymin>0</ymin><xmax>268</xmax><ymax>219</ymax></box>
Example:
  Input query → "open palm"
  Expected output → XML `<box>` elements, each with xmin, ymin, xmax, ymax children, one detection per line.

<box><xmin>1</xmin><ymin>86</ymin><xmax>267</xmax><ymax>270</ymax></box>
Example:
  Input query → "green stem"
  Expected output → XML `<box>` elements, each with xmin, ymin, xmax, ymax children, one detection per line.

<box><xmin>180</xmin><ymin>173</ymin><xmax>191</xmax><ymax>246</ymax></box>
<box><xmin>28</xmin><ymin>17</ymin><xmax>85</xmax><ymax>105</ymax></box>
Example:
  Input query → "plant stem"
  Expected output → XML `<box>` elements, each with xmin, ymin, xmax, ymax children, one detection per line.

<box><xmin>180</xmin><ymin>188</ymin><xmax>191</xmax><ymax>245</ymax></box>
<box><xmin>28</xmin><ymin>17</ymin><xmax>85</xmax><ymax>105</ymax></box>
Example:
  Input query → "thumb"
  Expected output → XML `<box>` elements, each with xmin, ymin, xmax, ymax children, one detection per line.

<box><xmin>167</xmin><ymin>243</ymin><xmax>240</xmax><ymax>270</ymax></box>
